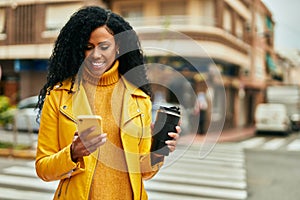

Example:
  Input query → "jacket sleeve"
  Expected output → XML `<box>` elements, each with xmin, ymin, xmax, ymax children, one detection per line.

<box><xmin>139</xmin><ymin>97</ymin><xmax>164</xmax><ymax>180</ymax></box>
<box><xmin>35</xmin><ymin>91</ymin><xmax>85</xmax><ymax>181</ymax></box>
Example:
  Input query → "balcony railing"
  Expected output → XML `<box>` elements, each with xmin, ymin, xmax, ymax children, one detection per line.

<box><xmin>125</xmin><ymin>15</ymin><xmax>216</xmax><ymax>29</ymax></box>
<box><xmin>125</xmin><ymin>15</ymin><xmax>249</xmax><ymax>51</ymax></box>
<box><xmin>41</xmin><ymin>15</ymin><xmax>217</xmax><ymax>40</ymax></box>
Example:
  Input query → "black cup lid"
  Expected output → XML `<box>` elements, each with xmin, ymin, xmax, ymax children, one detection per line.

<box><xmin>159</xmin><ymin>106</ymin><xmax>180</xmax><ymax>115</ymax></box>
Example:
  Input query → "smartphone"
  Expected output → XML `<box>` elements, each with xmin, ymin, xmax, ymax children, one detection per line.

<box><xmin>77</xmin><ymin>115</ymin><xmax>103</xmax><ymax>140</ymax></box>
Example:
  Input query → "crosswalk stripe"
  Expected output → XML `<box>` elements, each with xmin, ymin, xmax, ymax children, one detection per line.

<box><xmin>25</xmin><ymin>160</ymin><xmax>35</xmax><ymax>168</ymax></box>
<box><xmin>145</xmin><ymin>181</ymin><xmax>247</xmax><ymax>200</ymax></box>
<box><xmin>173</xmin><ymin>146</ymin><xmax>245</xmax><ymax>162</ymax></box>
<box><xmin>158</xmin><ymin>167</ymin><xmax>245</xmax><ymax>181</ymax></box>
<box><xmin>162</xmin><ymin>161</ymin><xmax>246</xmax><ymax>177</ymax></box>
<box><xmin>167</xmin><ymin>149</ymin><xmax>245</xmax><ymax>167</ymax></box>
<box><xmin>240</xmin><ymin>136</ymin><xmax>300</xmax><ymax>151</ymax></box>
<box><xmin>148</xmin><ymin>172</ymin><xmax>247</xmax><ymax>189</ymax></box>
<box><xmin>178</xmin><ymin>143</ymin><xmax>245</xmax><ymax>152</ymax></box>
<box><xmin>147</xmin><ymin>191</ymin><xmax>223</xmax><ymax>200</ymax></box>
<box><xmin>168</xmin><ymin>151</ymin><xmax>244</xmax><ymax>165</ymax></box>
<box><xmin>193</xmin><ymin>147</ymin><xmax>245</xmax><ymax>158</ymax></box>
<box><xmin>169</xmin><ymin>156</ymin><xmax>245</xmax><ymax>168</ymax></box>
<box><xmin>170</xmin><ymin>154</ymin><xmax>245</xmax><ymax>166</ymax></box>
<box><xmin>240</xmin><ymin>137</ymin><xmax>266</xmax><ymax>148</ymax></box>
<box><xmin>0</xmin><ymin>187</ymin><xmax>54</xmax><ymax>200</ymax></box>
<box><xmin>287</xmin><ymin>139</ymin><xmax>300</xmax><ymax>151</ymax></box>
<box><xmin>0</xmin><ymin>174</ymin><xmax>57</xmax><ymax>192</ymax></box>
<box><xmin>262</xmin><ymin>138</ymin><xmax>286</xmax><ymax>150</ymax></box>
<box><xmin>3</xmin><ymin>166</ymin><xmax>37</xmax><ymax>178</ymax></box>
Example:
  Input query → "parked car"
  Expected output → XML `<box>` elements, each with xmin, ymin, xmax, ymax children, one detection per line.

<box><xmin>254</xmin><ymin>103</ymin><xmax>291</xmax><ymax>135</ymax></box>
<box><xmin>13</xmin><ymin>96</ymin><xmax>40</xmax><ymax>133</ymax></box>
<box><xmin>290</xmin><ymin>113</ymin><xmax>300</xmax><ymax>131</ymax></box>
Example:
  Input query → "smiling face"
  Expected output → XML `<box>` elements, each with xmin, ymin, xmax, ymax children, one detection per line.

<box><xmin>84</xmin><ymin>26</ymin><xmax>118</xmax><ymax>77</ymax></box>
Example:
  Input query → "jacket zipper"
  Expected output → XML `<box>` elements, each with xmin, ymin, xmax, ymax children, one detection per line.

<box><xmin>65</xmin><ymin>177</ymin><xmax>72</xmax><ymax>196</ymax></box>
<box><xmin>135</xmin><ymin>98</ymin><xmax>144</xmax><ymax>200</ymax></box>
<box><xmin>135</xmin><ymin>98</ymin><xmax>144</xmax><ymax>145</ymax></box>
<box><xmin>88</xmin><ymin>149</ymin><xmax>100</xmax><ymax>199</ymax></box>
<box><xmin>57</xmin><ymin>179</ymin><xmax>66</xmax><ymax>199</ymax></box>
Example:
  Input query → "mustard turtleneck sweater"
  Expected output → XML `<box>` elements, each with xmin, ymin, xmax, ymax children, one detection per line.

<box><xmin>82</xmin><ymin>61</ymin><xmax>133</xmax><ymax>199</ymax></box>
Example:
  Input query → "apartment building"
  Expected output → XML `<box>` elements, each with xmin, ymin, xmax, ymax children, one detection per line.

<box><xmin>110</xmin><ymin>0</ymin><xmax>276</xmax><ymax>128</ymax></box>
<box><xmin>0</xmin><ymin>0</ymin><xmax>106</xmax><ymax>104</ymax></box>
<box><xmin>0</xmin><ymin>0</ymin><xmax>277</xmax><ymax>128</ymax></box>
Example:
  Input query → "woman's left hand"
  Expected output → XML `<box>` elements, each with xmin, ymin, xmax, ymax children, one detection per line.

<box><xmin>165</xmin><ymin>126</ymin><xmax>181</xmax><ymax>153</ymax></box>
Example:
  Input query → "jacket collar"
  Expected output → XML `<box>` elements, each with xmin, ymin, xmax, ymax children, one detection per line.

<box><xmin>57</xmin><ymin>75</ymin><xmax>148</xmax><ymax>123</ymax></box>
<box><xmin>121</xmin><ymin>76</ymin><xmax>148</xmax><ymax>98</ymax></box>
<box><xmin>55</xmin><ymin>76</ymin><xmax>148</xmax><ymax>98</ymax></box>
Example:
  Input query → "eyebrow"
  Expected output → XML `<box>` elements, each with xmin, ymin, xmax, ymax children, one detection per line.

<box><xmin>87</xmin><ymin>40</ymin><xmax>111</xmax><ymax>46</ymax></box>
<box><xmin>98</xmin><ymin>41</ymin><xmax>111</xmax><ymax>45</ymax></box>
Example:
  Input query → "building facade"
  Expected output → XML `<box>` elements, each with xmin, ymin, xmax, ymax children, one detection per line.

<box><xmin>0</xmin><ymin>0</ymin><xmax>278</xmax><ymax>129</ymax></box>
<box><xmin>0</xmin><ymin>0</ymin><xmax>106</xmax><ymax>104</ymax></box>
<box><xmin>109</xmin><ymin>0</ymin><xmax>277</xmax><ymax>129</ymax></box>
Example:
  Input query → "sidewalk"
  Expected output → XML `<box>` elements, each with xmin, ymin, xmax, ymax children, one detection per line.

<box><xmin>0</xmin><ymin>128</ymin><xmax>37</xmax><ymax>159</ymax></box>
<box><xmin>178</xmin><ymin>126</ymin><xmax>256</xmax><ymax>145</ymax></box>
<box><xmin>0</xmin><ymin>126</ymin><xmax>256</xmax><ymax>159</ymax></box>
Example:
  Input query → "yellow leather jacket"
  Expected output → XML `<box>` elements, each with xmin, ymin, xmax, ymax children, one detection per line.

<box><xmin>35</xmin><ymin>77</ymin><xmax>163</xmax><ymax>200</ymax></box>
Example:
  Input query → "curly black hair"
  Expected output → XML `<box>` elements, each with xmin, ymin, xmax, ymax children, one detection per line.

<box><xmin>37</xmin><ymin>6</ymin><xmax>152</xmax><ymax>115</ymax></box>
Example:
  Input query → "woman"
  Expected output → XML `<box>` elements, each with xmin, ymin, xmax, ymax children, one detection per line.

<box><xmin>35</xmin><ymin>6</ymin><xmax>180</xmax><ymax>200</ymax></box>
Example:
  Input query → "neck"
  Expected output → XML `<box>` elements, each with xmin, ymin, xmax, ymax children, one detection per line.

<box><xmin>82</xmin><ymin>60</ymin><xmax>120</xmax><ymax>86</ymax></box>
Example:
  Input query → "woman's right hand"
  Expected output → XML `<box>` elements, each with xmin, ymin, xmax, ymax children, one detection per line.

<box><xmin>70</xmin><ymin>126</ymin><xmax>107</xmax><ymax>162</ymax></box>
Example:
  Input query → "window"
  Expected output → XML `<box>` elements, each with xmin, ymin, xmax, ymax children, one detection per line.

<box><xmin>0</xmin><ymin>8</ymin><xmax>5</xmax><ymax>33</ymax></box>
<box><xmin>236</xmin><ymin>17</ymin><xmax>244</xmax><ymax>39</ymax></box>
<box><xmin>199</xmin><ymin>0</ymin><xmax>215</xmax><ymax>26</ymax></box>
<box><xmin>45</xmin><ymin>3</ymin><xmax>81</xmax><ymax>31</ymax></box>
<box><xmin>256</xmin><ymin>13</ymin><xmax>264</xmax><ymax>36</ymax></box>
<box><xmin>265</xmin><ymin>16</ymin><xmax>273</xmax><ymax>31</ymax></box>
<box><xmin>223</xmin><ymin>7</ymin><xmax>232</xmax><ymax>33</ymax></box>
<box><xmin>266</xmin><ymin>53</ymin><xmax>276</xmax><ymax>73</ymax></box>
<box><xmin>255</xmin><ymin>53</ymin><xmax>264</xmax><ymax>79</ymax></box>
<box><xmin>201</xmin><ymin>0</ymin><xmax>215</xmax><ymax>26</ymax></box>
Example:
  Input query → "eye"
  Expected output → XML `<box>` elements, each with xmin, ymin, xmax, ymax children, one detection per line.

<box><xmin>85</xmin><ymin>44</ymin><xmax>94</xmax><ymax>51</ymax></box>
<box><xmin>99</xmin><ymin>44</ymin><xmax>110</xmax><ymax>51</ymax></box>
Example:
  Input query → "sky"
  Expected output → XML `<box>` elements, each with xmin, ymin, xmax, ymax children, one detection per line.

<box><xmin>262</xmin><ymin>0</ymin><xmax>300</xmax><ymax>50</ymax></box>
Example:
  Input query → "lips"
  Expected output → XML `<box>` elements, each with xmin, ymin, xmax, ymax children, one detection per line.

<box><xmin>90</xmin><ymin>61</ymin><xmax>106</xmax><ymax>70</ymax></box>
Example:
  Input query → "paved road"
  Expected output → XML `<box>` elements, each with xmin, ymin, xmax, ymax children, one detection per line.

<box><xmin>145</xmin><ymin>143</ymin><xmax>247</xmax><ymax>200</ymax></box>
<box><xmin>0</xmin><ymin>158</ymin><xmax>57</xmax><ymax>200</ymax></box>
<box><xmin>0</xmin><ymin>142</ymin><xmax>247</xmax><ymax>200</ymax></box>
<box><xmin>1</xmin><ymin>132</ymin><xmax>299</xmax><ymax>200</ymax></box>
<box><xmin>240</xmin><ymin>133</ymin><xmax>300</xmax><ymax>152</ymax></box>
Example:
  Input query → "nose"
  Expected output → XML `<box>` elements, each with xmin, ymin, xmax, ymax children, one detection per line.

<box><xmin>91</xmin><ymin>47</ymin><xmax>102</xmax><ymax>59</ymax></box>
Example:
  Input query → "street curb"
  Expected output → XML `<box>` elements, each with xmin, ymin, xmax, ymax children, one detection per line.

<box><xmin>179</xmin><ymin>127</ymin><xmax>256</xmax><ymax>145</ymax></box>
<box><xmin>0</xmin><ymin>148</ymin><xmax>36</xmax><ymax>159</ymax></box>
<box><xmin>217</xmin><ymin>128</ymin><xmax>255</xmax><ymax>143</ymax></box>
